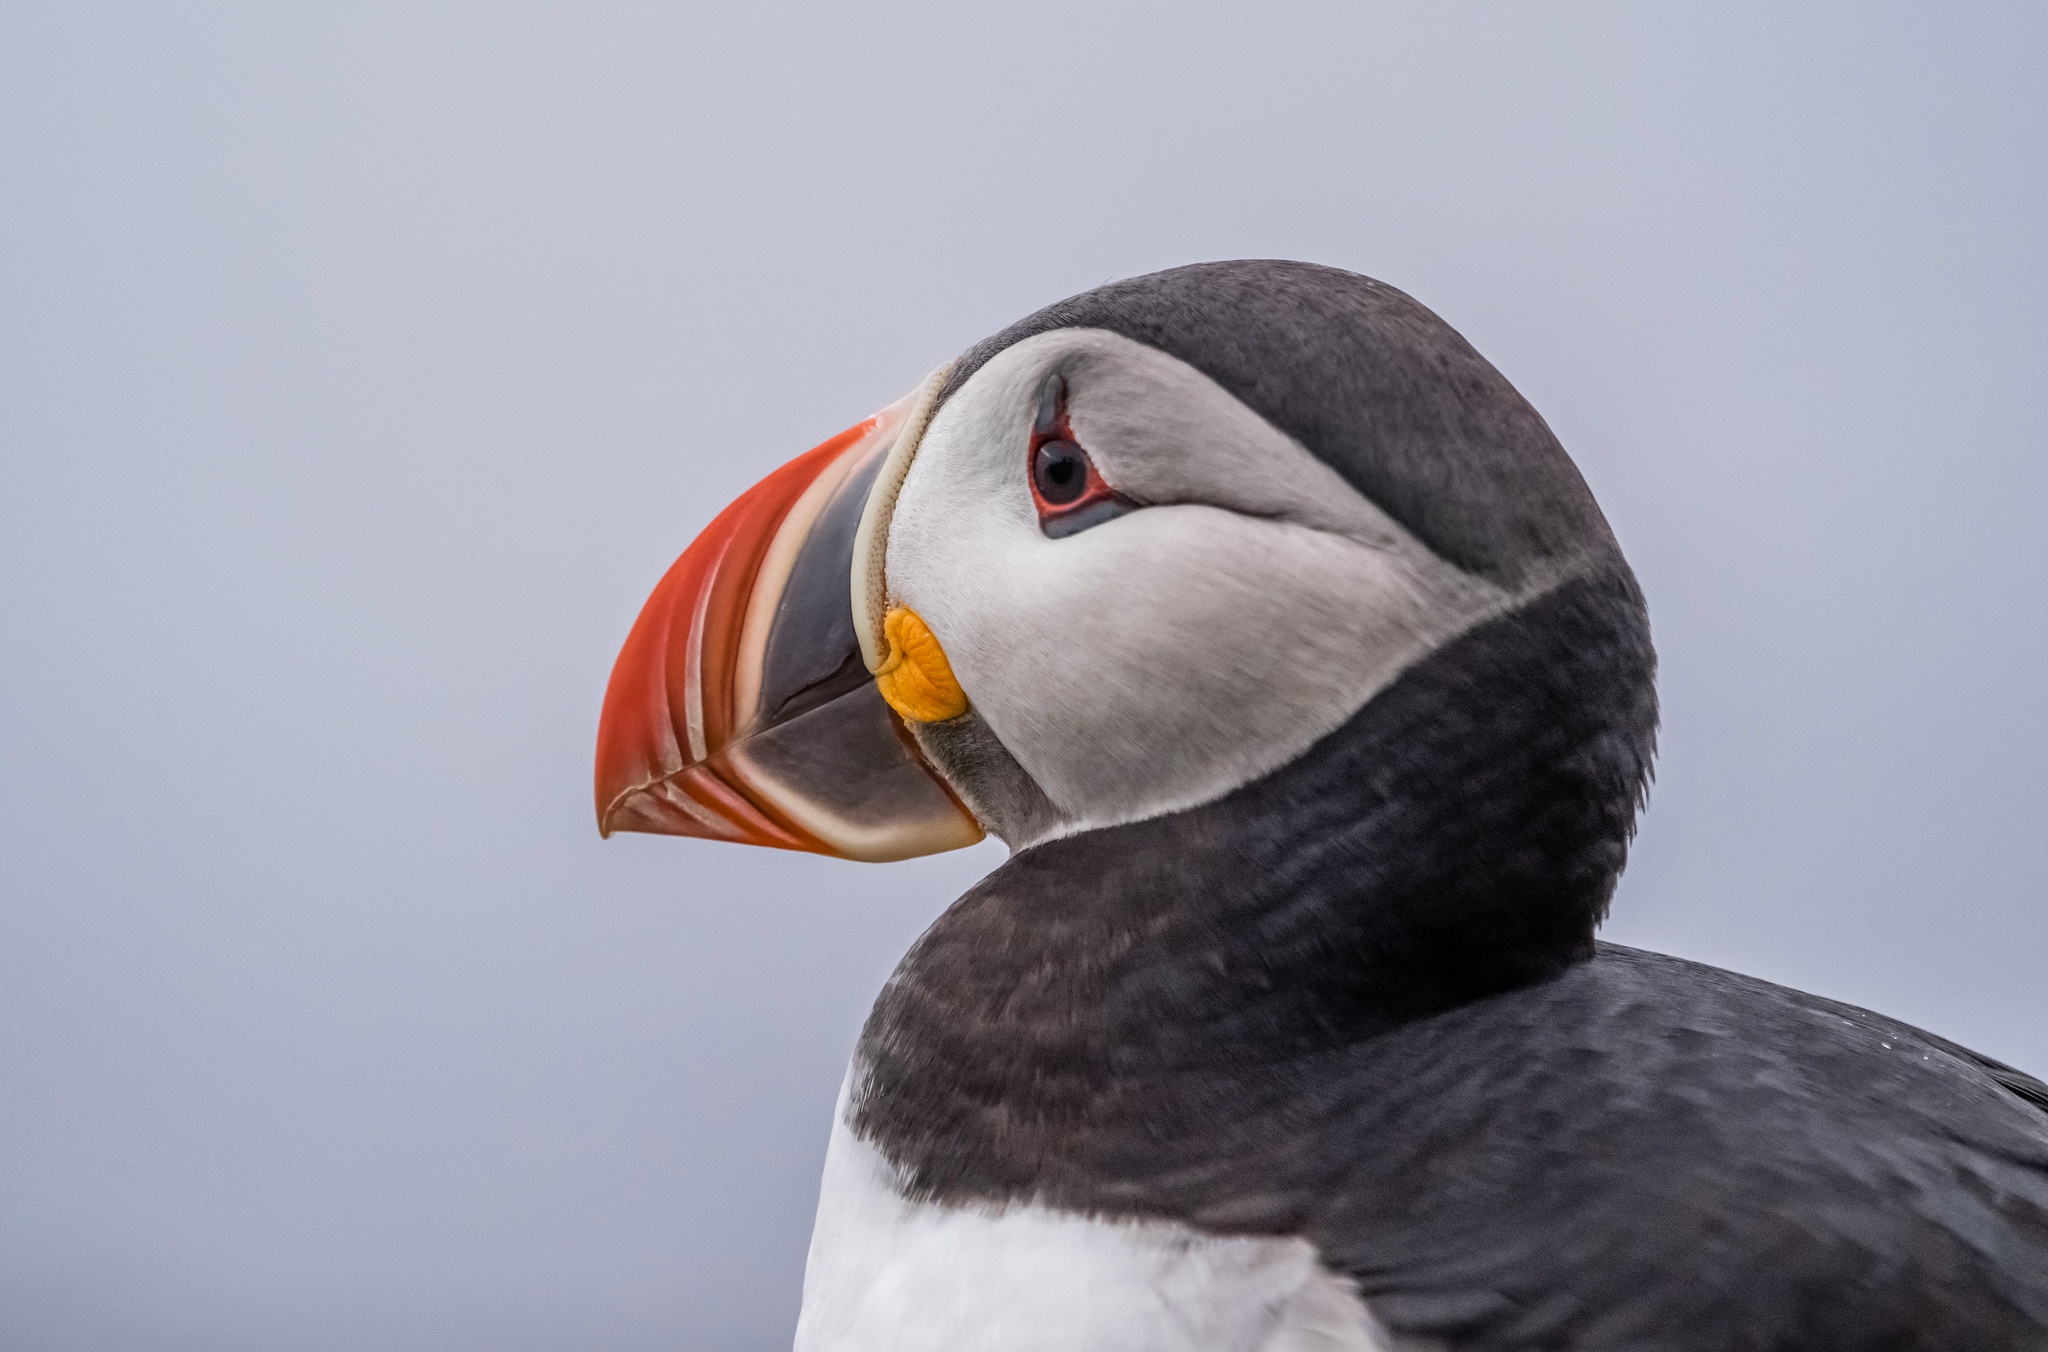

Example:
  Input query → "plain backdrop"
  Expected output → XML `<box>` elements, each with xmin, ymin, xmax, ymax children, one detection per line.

<box><xmin>2</xmin><ymin>3</ymin><xmax>2043</xmax><ymax>1348</ymax></box>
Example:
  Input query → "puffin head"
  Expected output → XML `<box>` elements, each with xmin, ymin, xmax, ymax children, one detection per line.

<box><xmin>596</xmin><ymin>260</ymin><xmax>1655</xmax><ymax>979</ymax></box>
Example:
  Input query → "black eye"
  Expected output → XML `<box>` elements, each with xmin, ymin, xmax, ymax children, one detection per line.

<box><xmin>1026</xmin><ymin>370</ymin><xmax>1140</xmax><ymax>537</ymax></box>
<box><xmin>1032</xmin><ymin>439</ymin><xmax>1090</xmax><ymax>505</ymax></box>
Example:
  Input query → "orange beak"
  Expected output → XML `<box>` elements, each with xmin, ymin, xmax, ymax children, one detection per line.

<box><xmin>594</xmin><ymin>388</ymin><xmax>983</xmax><ymax>862</ymax></box>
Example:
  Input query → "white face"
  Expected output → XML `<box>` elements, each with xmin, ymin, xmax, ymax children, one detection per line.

<box><xmin>881</xmin><ymin>328</ymin><xmax>1515</xmax><ymax>846</ymax></box>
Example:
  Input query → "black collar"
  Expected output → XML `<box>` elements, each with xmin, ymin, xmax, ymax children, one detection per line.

<box><xmin>852</xmin><ymin>567</ymin><xmax>1657</xmax><ymax>1209</ymax></box>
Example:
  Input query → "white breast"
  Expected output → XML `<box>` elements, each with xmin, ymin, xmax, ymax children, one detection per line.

<box><xmin>794</xmin><ymin>1084</ymin><xmax>1387</xmax><ymax>1352</ymax></box>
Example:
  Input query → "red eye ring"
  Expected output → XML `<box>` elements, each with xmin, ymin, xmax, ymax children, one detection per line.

<box><xmin>1028</xmin><ymin>373</ymin><xmax>1139</xmax><ymax>539</ymax></box>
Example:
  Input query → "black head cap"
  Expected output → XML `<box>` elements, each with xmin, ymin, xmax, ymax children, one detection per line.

<box><xmin>939</xmin><ymin>259</ymin><xmax>1621</xmax><ymax>592</ymax></box>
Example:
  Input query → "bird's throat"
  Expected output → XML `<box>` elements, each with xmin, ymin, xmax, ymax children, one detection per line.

<box><xmin>847</xmin><ymin>569</ymin><xmax>1658</xmax><ymax>1211</ymax></box>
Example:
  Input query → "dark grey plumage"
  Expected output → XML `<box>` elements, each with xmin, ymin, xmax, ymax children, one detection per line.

<box><xmin>851</xmin><ymin>262</ymin><xmax>2048</xmax><ymax>1349</ymax></box>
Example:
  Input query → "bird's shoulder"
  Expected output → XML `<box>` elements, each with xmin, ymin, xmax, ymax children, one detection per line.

<box><xmin>1291</xmin><ymin>944</ymin><xmax>2048</xmax><ymax>1350</ymax></box>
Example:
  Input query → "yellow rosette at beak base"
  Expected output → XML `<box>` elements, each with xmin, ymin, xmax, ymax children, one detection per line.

<box><xmin>874</xmin><ymin>606</ymin><xmax>969</xmax><ymax>724</ymax></box>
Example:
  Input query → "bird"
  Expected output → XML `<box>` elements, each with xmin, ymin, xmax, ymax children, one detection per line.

<box><xmin>592</xmin><ymin>260</ymin><xmax>2048</xmax><ymax>1351</ymax></box>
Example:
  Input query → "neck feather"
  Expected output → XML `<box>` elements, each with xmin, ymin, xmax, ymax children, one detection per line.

<box><xmin>852</xmin><ymin>568</ymin><xmax>1656</xmax><ymax>1207</ymax></box>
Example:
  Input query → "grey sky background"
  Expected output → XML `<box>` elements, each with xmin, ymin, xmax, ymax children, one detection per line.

<box><xmin>2</xmin><ymin>3</ymin><xmax>2043</xmax><ymax>1348</ymax></box>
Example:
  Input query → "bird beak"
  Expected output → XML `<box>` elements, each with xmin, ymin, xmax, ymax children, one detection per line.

<box><xmin>593</xmin><ymin>380</ymin><xmax>985</xmax><ymax>862</ymax></box>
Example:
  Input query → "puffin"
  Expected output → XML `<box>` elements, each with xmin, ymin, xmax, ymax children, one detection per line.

<box><xmin>593</xmin><ymin>261</ymin><xmax>2048</xmax><ymax>1351</ymax></box>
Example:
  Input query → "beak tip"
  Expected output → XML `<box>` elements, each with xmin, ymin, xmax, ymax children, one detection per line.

<box><xmin>594</xmin><ymin>762</ymin><xmax>635</xmax><ymax>840</ymax></box>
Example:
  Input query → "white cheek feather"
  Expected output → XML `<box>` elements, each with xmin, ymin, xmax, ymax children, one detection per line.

<box><xmin>885</xmin><ymin>329</ymin><xmax>1511</xmax><ymax>842</ymax></box>
<box><xmin>795</xmin><ymin>1083</ymin><xmax>1388</xmax><ymax>1352</ymax></box>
